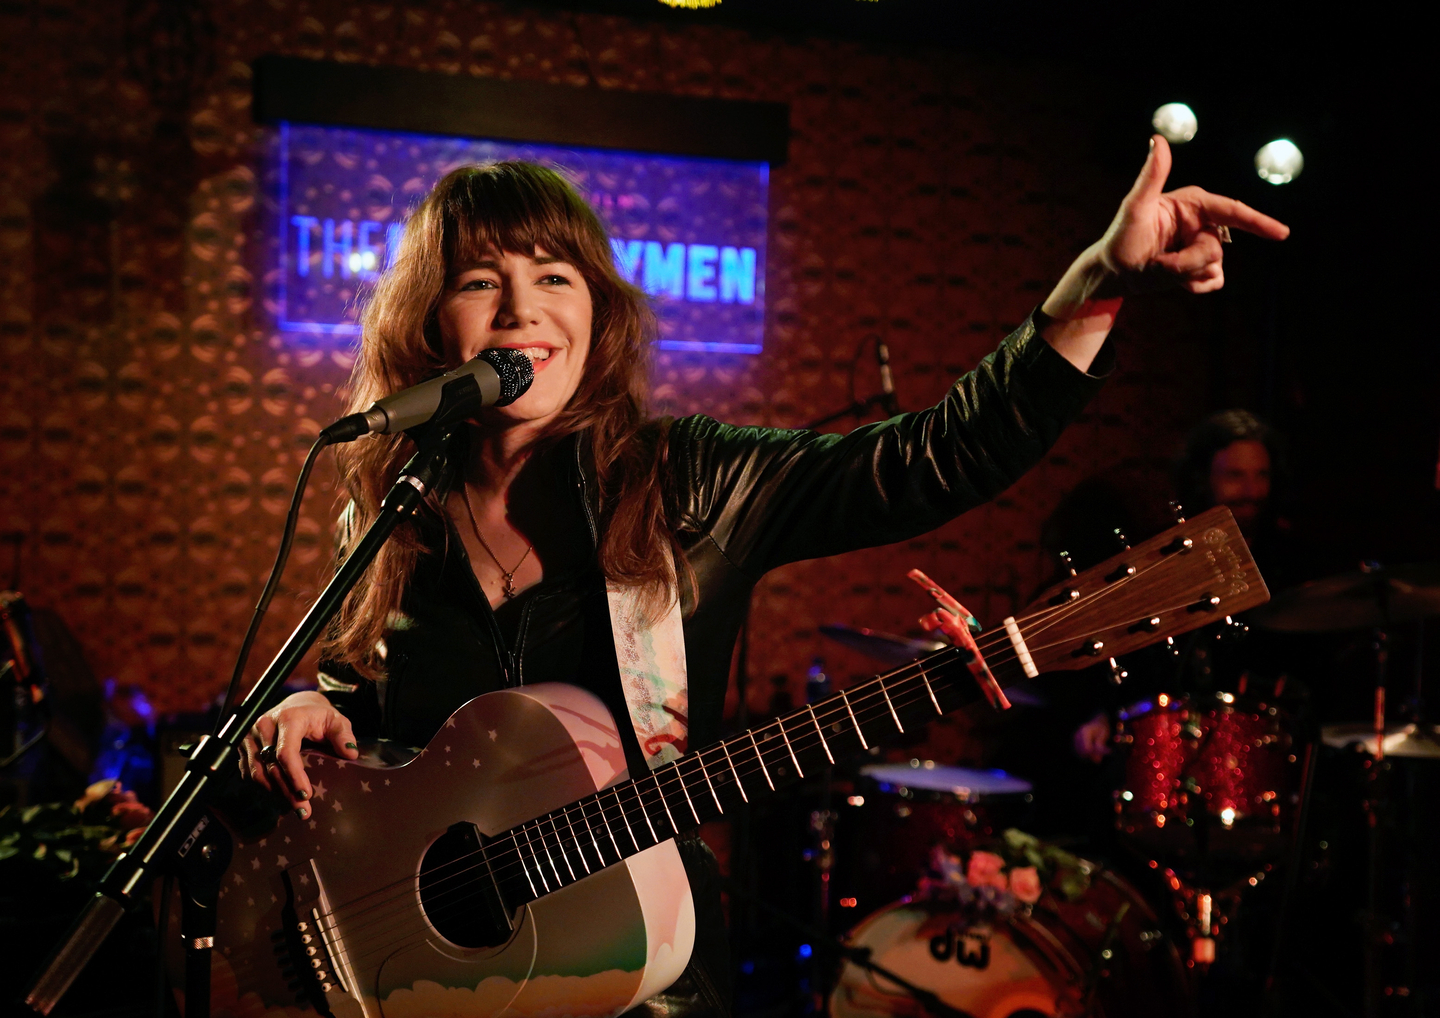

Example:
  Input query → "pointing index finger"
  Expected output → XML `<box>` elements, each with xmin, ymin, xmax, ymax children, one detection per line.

<box><xmin>1189</xmin><ymin>190</ymin><xmax>1290</xmax><ymax>241</ymax></box>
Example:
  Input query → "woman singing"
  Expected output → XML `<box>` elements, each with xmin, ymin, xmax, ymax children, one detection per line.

<box><xmin>238</xmin><ymin>135</ymin><xmax>1286</xmax><ymax>1015</ymax></box>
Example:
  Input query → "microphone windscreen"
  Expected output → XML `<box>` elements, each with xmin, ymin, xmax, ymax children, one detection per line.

<box><xmin>479</xmin><ymin>348</ymin><xmax>535</xmax><ymax>407</ymax></box>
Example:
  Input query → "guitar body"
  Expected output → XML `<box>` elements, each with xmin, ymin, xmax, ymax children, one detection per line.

<box><xmin>168</xmin><ymin>683</ymin><xmax>695</xmax><ymax>1018</ymax></box>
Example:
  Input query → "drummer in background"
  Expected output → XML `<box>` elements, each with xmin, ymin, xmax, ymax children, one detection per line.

<box><xmin>1073</xmin><ymin>408</ymin><xmax>1313</xmax><ymax>761</ymax></box>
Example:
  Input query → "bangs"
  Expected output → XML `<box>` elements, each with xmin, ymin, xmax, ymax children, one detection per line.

<box><xmin>439</xmin><ymin>162</ymin><xmax>604</xmax><ymax>274</ymax></box>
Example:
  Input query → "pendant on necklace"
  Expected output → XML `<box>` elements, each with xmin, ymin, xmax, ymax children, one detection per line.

<box><xmin>502</xmin><ymin>573</ymin><xmax>517</xmax><ymax>599</ymax></box>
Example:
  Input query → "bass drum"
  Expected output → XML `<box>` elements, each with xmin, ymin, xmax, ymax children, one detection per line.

<box><xmin>829</xmin><ymin>868</ymin><xmax>1191</xmax><ymax>1018</ymax></box>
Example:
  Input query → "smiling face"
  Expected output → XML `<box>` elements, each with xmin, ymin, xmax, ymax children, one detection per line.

<box><xmin>435</xmin><ymin>246</ymin><xmax>593</xmax><ymax>429</ymax></box>
<box><xmin>1208</xmin><ymin>439</ymin><xmax>1272</xmax><ymax>528</ymax></box>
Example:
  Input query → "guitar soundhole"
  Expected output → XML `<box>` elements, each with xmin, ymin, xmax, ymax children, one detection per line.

<box><xmin>418</xmin><ymin>822</ymin><xmax>512</xmax><ymax>949</ymax></box>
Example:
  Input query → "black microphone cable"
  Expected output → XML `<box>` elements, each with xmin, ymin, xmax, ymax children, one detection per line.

<box><xmin>212</xmin><ymin>431</ymin><xmax>330</xmax><ymax>733</ymax></box>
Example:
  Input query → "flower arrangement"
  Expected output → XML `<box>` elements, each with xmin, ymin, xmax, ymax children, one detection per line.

<box><xmin>918</xmin><ymin>828</ymin><xmax>1094</xmax><ymax>919</ymax></box>
<box><xmin>0</xmin><ymin>781</ymin><xmax>153</xmax><ymax>884</ymax></box>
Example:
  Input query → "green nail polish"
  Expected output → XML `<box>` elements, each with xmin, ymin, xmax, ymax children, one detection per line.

<box><xmin>345</xmin><ymin>742</ymin><xmax>358</xmax><ymax>750</ymax></box>
<box><xmin>297</xmin><ymin>789</ymin><xmax>309</xmax><ymax>800</ymax></box>
<box><xmin>295</xmin><ymin>806</ymin><xmax>307</xmax><ymax>819</ymax></box>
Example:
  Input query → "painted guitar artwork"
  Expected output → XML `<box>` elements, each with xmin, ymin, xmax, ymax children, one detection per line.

<box><xmin>169</xmin><ymin>506</ymin><xmax>1267</xmax><ymax>1017</ymax></box>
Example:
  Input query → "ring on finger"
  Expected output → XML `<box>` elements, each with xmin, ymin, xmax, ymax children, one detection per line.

<box><xmin>257</xmin><ymin>743</ymin><xmax>278</xmax><ymax>766</ymax></box>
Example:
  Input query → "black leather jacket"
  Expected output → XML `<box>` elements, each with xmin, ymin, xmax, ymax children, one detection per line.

<box><xmin>322</xmin><ymin>313</ymin><xmax>1110</xmax><ymax>1015</ymax></box>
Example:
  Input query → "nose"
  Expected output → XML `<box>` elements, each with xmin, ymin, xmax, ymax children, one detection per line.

<box><xmin>494</xmin><ymin>282</ymin><xmax>539</xmax><ymax>330</ymax></box>
<box><xmin>1241</xmin><ymin>474</ymin><xmax>1270</xmax><ymax>500</ymax></box>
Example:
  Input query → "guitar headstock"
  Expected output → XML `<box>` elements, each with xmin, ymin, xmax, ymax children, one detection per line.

<box><xmin>1015</xmin><ymin>505</ymin><xmax>1269</xmax><ymax>673</ymax></box>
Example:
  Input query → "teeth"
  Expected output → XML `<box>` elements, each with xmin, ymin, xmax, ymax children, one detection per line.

<box><xmin>519</xmin><ymin>348</ymin><xmax>551</xmax><ymax>363</ymax></box>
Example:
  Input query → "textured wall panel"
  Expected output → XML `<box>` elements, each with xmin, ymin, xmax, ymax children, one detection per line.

<box><xmin>0</xmin><ymin>1</ymin><xmax>1208</xmax><ymax>751</ymax></box>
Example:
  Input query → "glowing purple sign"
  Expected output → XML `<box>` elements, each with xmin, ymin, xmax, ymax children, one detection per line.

<box><xmin>270</xmin><ymin>123</ymin><xmax>769</xmax><ymax>353</ymax></box>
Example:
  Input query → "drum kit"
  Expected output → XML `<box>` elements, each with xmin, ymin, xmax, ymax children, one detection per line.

<box><xmin>794</xmin><ymin>558</ymin><xmax>1440</xmax><ymax>1017</ymax></box>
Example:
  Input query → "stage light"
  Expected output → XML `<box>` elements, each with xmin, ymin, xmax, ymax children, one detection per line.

<box><xmin>1255</xmin><ymin>139</ymin><xmax>1304</xmax><ymax>184</ymax></box>
<box><xmin>1151</xmin><ymin>103</ymin><xmax>1198</xmax><ymax>143</ymax></box>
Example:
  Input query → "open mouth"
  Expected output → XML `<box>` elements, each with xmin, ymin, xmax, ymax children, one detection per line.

<box><xmin>511</xmin><ymin>346</ymin><xmax>554</xmax><ymax>365</ymax></box>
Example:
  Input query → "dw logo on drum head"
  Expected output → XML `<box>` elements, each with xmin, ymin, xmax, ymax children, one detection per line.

<box><xmin>928</xmin><ymin>926</ymin><xmax>992</xmax><ymax>970</ymax></box>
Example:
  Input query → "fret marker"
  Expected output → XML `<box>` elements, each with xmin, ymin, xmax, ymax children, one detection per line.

<box><xmin>879</xmin><ymin>679</ymin><xmax>904</xmax><ymax>733</ymax></box>
<box><xmin>1002</xmin><ymin>616</ymin><xmax>1040</xmax><ymax>679</ymax></box>
<box><xmin>549</xmin><ymin>814</ymin><xmax>577</xmax><ymax>882</ymax></box>
<box><xmin>652</xmin><ymin>772</ymin><xmax>678</xmax><ymax>833</ymax></box>
<box><xmin>721</xmin><ymin>741</ymin><xmax>748</xmax><ymax>802</ymax></box>
<box><xmin>841</xmin><ymin>689</ymin><xmax>868</xmax><ymax>750</ymax></box>
<box><xmin>807</xmin><ymin>704</ymin><xmax>835</xmax><ymax>764</ymax></box>
<box><xmin>748</xmin><ymin>730</ymin><xmax>775</xmax><ymax>790</ymax></box>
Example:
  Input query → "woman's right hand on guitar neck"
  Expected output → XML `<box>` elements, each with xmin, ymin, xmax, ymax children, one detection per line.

<box><xmin>238</xmin><ymin>690</ymin><xmax>360</xmax><ymax>819</ymax></box>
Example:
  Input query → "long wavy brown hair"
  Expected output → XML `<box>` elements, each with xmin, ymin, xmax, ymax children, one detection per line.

<box><xmin>322</xmin><ymin>162</ymin><xmax>674</xmax><ymax>678</ymax></box>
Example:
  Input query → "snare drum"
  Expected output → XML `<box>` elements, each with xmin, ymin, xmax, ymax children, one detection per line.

<box><xmin>832</xmin><ymin>762</ymin><xmax>1033</xmax><ymax>921</ymax></box>
<box><xmin>1115</xmin><ymin>692</ymin><xmax>1296</xmax><ymax>870</ymax></box>
<box><xmin>830</xmin><ymin>864</ymin><xmax>1191</xmax><ymax>1018</ymax></box>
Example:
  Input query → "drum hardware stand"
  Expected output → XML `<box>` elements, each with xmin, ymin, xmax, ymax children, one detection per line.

<box><xmin>1262</xmin><ymin>740</ymin><xmax>1318</xmax><ymax>997</ymax></box>
<box><xmin>1078</xmin><ymin>900</ymin><xmax>1131</xmax><ymax>1011</ymax></box>
<box><xmin>720</xmin><ymin>875</ymin><xmax>976</xmax><ymax>1018</ymax></box>
<box><xmin>1152</xmin><ymin>862</ymin><xmax>1272</xmax><ymax>970</ymax></box>
<box><xmin>24</xmin><ymin>377</ymin><xmax>480</xmax><ymax>1015</ymax></box>
<box><xmin>1362</xmin><ymin>563</ymin><xmax>1395</xmax><ymax>1018</ymax></box>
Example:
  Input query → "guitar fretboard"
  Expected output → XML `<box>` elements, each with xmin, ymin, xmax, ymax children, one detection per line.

<box><xmin>481</xmin><ymin>644</ymin><xmax>991</xmax><ymax>909</ymax></box>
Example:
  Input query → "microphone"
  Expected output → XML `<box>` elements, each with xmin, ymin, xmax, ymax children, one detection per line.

<box><xmin>876</xmin><ymin>338</ymin><xmax>900</xmax><ymax>416</ymax></box>
<box><xmin>320</xmin><ymin>348</ymin><xmax>534</xmax><ymax>443</ymax></box>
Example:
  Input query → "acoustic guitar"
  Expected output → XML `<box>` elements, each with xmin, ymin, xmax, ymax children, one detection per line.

<box><xmin>169</xmin><ymin>505</ymin><xmax>1266</xmax><ymax>1017</ymax></box>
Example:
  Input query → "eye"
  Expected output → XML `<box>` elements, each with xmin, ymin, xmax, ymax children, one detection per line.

<box><xmin>539</xmin><ymin>273</ymin><xmax>572</xmax><ymax>286</ymax></box>
<box><xmin>458</xmin><ymin>277</ymin><xmax>498</xmax><ymax>291</ymax></box>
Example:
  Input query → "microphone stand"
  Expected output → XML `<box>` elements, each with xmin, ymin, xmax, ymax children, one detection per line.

<box><xmin>803</xmin><ymin>337</ymin><xmax>899</xmax><ymax>430</ymax></box>
<box><xmin>23</xmin><ymin>375</ymin><xmax>482</xmax><ymax>1016</ymax></box>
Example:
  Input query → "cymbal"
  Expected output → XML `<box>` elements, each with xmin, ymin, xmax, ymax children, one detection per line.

<box><xmin>1250</xmin><ymin>563</ymin><xmax>1440</xmax><ymax>632</ymax></box>
<box><xmin>818</xmin><ymin>623</ymin><xmax>945</xmax><ymax>667</ymax></box>
<box><xmin>1321</xmin><ymin>722</ymin><xmax>1440</xmax><ymax>758</ymax></box>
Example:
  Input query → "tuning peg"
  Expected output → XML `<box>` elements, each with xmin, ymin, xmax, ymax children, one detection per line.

<box><xmin>1058</xmin><ymin>550</ymin><xmax>1078</xmax><ymax>578</ymax></box>
<box><xmin>1165</xmin><ymin>636</ymin><xmax>1179</xmax><ymax>658</ymax></box>
<box><xmin>1168</xmin><ymin>500</ymin><xmax>1186</xmax><ymax>524</ymax></box>
<box><xmin>1113</xmin><ymin>528</ymin><xmax>1130</xmax><ymax>551</ymax></box>
<box><xmin>1108</xmin><ymin>657</ymin><xmax>1128</xmax><ymax>686</ymax></box>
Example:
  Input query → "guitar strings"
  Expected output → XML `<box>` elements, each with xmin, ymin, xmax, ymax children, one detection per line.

<box><xmin>299</xmin><ymin>561</ymin><xmax>1171</xmax><ymax>958</ymax></box>
<box><xmin>333</xmin><ymin>667</ymin><xmax>992</xmax><ymax>966</ymax></box>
